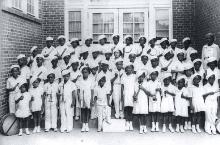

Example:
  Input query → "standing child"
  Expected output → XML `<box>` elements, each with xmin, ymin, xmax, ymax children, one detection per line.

<box><xmin>78</xmin><ymin>67</ymin><xmax>94</xmax><ymax>132</ymax></box>
<box><xmin>27</xmin><ymin>46</ymin><xmax>38</xmax><ymax>70</ymax></box>
<box><xmin>133</xmin><ymin>71</ymin><xmax>149</xmax><ymax>134</ymax></box>
<box><xmin>15</xmin><ymin>81</ymin><xmax>31</xmax><ymax>136</ymax></box>
<box><xmin>49</xmin><ymin>56</ymin><xmax>62</xmax><ymax>84</ymax></box>
<box><xmin>203</xmin><ymin>72</ymin><xmax>220</xmax><ymax>135</ymax></box>
<box><xmin>175</xmin><ymin>76</ymin><xmax>190</xmax><ymax>133</ymax></box>
<box><xmin>189</xmin><ymin>74</ymin><xmax>205</xmax><ymax>133</ymax></box>
<box><xmin>147</xmin><ymin>69</ymin><xmax>162</xmax><ymax>132</ymax></box>
<box><xmin>160</xmin><ymin>73</ymin><xmax>176</xmax><ymax>133</ymax></box>
<box><xmin>58</xmin><ymin>69</ymin><xmax>77</xmax><ymax>133</ymax></box>
<box><xmin>44</xmin><ymin>72</ymin><xmax>59</xmax><ymax>132</ymax></box>
<box><xmin>182</xmin><ymin>37</ymin><xmax>196</xmax><ymax>63</ymax></box>
<box><xmin>94</xmin><ymin>76</ymin><xmax>111</xmax><ymax>132</ymax></box>
<box><xmin>29</xmin><ymin>76</ymin><xmax>44</xmax><ymax>133</ymax></box>
<box><xmin>121</xmin><ymin>63</ymin><xmax>136</xmax><ymax>131</ymax></box>
<box><xmin>7</xmin><ymin>65</ymin><xmax>22</xmax><ymax>114</ymax></box>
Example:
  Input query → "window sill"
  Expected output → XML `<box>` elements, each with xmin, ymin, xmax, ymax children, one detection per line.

<box><xmin>2</xmin><ymin>7</ymin><xmax>42</xmax><ymax>24</ymax></box>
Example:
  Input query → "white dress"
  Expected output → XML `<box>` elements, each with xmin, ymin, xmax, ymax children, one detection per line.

<box><xmin>174</xmin><ymin>87</ymin><xmax>189</xmax><ymax>117</ymax></box>
<box><xmin>189</xmin><ymin>85</ymin><xmax>205</xmax><ymax>113</ymax></box>
<box><xmin>133</xmin><ymin>81</ymin><xmax>149</xmax><ymax>114</ymax></box>
<box><xmin>15</xmin><ymin>92</ymin><xmax>31</xmax><ymax>118</ymax></box>
<box><xmin>147</xmin><ymin>79</ymin><xmax>161</xmax><ymax>112</ymax></box>
<box><xmin>160</xmin><ymin>84</ymin><xmax>176</xmax><ymax>113</ymax></box>
<box><xmin>29</xmin><ymin>86</ymin><xmax>44</xmax><ymax>112</ymax></box>
<box><xmin>121</xmin><ymin>74</ymin><xmax>136</xmax><ymax>107</ymax></box>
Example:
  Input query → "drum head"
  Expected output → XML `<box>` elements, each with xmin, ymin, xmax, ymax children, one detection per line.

<box><xmin>1</xmin><ymin>114</ymin><xmax>19</xmax><ymax>136</ymax></box>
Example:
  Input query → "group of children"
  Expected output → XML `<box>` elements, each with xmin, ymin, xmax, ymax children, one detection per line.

<box><xmin>6</xmin><ymin>33</ymin><xmax>220</xmax><ymax>136</ymax></box>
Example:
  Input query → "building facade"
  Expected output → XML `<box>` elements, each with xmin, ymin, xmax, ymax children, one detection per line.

<box><xmin>0</xmin><ymin>0</ymin><xmax>219</xmax><ymax>118</ymax></box>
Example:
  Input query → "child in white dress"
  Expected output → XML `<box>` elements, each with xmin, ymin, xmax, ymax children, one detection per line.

<box><xmin>175</xmin><ymin>76</ymin><xmax>190</xmax><ymax>133</ymax></box>
<box><xmin>29</xmin><ymin>76</ymin><xmax>44</xmax><ymax>133</ymax></box>
<box><xmin>133</xmin><ymin>71</ymin><xmax>149</xmax><ymax>134</ymax></box>
<box><xmin>15</xmin><ymin>81</ymin><xmax>31</xmax><ymax>136</ymax></box>
<box><xmin>7</xmin><ymin>65</ymin><xmax>22</xmax><ymax>113</ymax></box>
<box><xmin>44</xmin><ymin>72</ymin><xmax>59</xmax><ymax>132</ymax></box>
<box><xmin>94</xmin><ymin>76</ymin><xmax>111</xmax><ymax>132</ymax></box>
<box><xmin>121</xmin><ymin>63</ymin><xmax>136</xmax><ymax>131</ymax></box>
<box><xmin>189</xmin><ymin>74</ymin><xmax>205</xmax><ymax>133</ymax></box>
<box><xmin>160</xmin><ymin>73</ymin><xmax>176</xmax><ymax>133</ymax></box>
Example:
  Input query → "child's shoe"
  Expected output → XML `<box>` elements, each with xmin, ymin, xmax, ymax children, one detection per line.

<box><xmin>162</xmin><ymin>124</ymin><xmax>166</xmax><ymax>133</ymax></box>
<box><xmin>85</xmin><ymin>123</ymin><xmax>89</xmax><ymax>132</ymax></box>
<box><xmin>139</xmin><ymin>126</ymin><xmax>143</xmax><ymax>134</ymax></box>
<box><xmin>155</xmin><ymin>122</ymin><xmax>159</xmax><ymax>132</ymax></box>
<box><xmin>33</xmin><ymin>127</ymin><xmax>37</xmax><ymax>133</ymax></box>
<box><xmin>143</xmin><ymin>125</ymin><xmax>148</xmax><ymax>133</ymax></box>
<box><xmin>18</xmin><ymin>129</ymin><xmax>23</xmax><ymax>136</ymax></box>
<box><xmin>176</xmin><ymin>124</ymin><xmax>180</xmax><ymax>133</ymax></box>
<box><xmin>180</xmin><ymin>125</ymin><xmax>185</xmax><ymax>133</ymax></box>
<box><xmin>81</xmin><ymin>123</ymin><xmax>86</xmax><ymax>132</ymax></box>
<box><xmin>169</xmin><ymin>124</ymin><xmax>174</xmax><ymax>133</ymax></box>
<box><xmin>196</xmin><ymin>124</ymin><xmax>201</xmax><ymax>133</ymax></box>
<box><xmin>25</xmin><ymin>128</ymin><xmax>30</xmax><ymax>135</ymax></box>
<box><xmin>54</xmin><ymin>128</ymin><xmax>58</xmax><ymax>132</ymax></box>
<box><xmin>187</xmin><ymin>121</ymin><xmax>192</xmax><ymax>130</ymax></box>
<box><xmin>211</xmin><ymin>125</ymin><xmax>217</xmax><ymax>135</ymax></box>
<box><xmin>184</xmin><ymin>121</ymin><xmax>188</xmax><ymax>130</ymax></box>
<box><xmin>129</xmin><ymin>121</ymin><xmax>133</xmax><ymax>131</ymax></box>
<box><xmin>37</xmin><ymin>126</ymin><xmax>41</xmax><ymax>133</ymax></box>
<box><xmin>151</xmin><ymin>122</ymin><xmax>155</xmax><ymax>132</ymax></box>
<box><xmin>75</xmin><ymin>116</ymin><xmax>79</xmax><ymax>121</ymax></box>
<box><xmin>45</xmin><ymin>128</ymin><xmax>49</xmax><ymax>132</ymax></box>
<box><xmin>192</xmin><ymin>125</ymin><xmax>197</xmax><ymax>133</ymax></box>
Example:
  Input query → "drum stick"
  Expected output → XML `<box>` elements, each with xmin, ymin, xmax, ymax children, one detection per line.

<box><xmin>60</xmin><ymin>48</ymin><xmax>67</xmax><ymax>58</ymax></box>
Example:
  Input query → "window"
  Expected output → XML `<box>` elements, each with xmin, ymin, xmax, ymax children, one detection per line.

<box><xmin>69</xmin><ymin>11</ymin><xmax>82</xmax><ymax>40</ymax></box>
<box><xmin>92</xmin><ymin>13</ymin><xmax>114</xmax><ymax>43</ymax></box>
<box><xmin>12</xmin><ymin>0</ymin><xmax>22</xmax><ymax>10</ymax></box>
<box><xmin>123</xmin><ymin>12</ymin><xmax>144</xmax><ymax>42</ymax></box>
<box><xmin>155</xmin><ymin>9</ymin><xmax>169</xmax><ymax>38</ymax></box>
<box><xmin>27</xmin><ymin>0</ymin><xmax>34</xmax><ymax>15</ymax></box>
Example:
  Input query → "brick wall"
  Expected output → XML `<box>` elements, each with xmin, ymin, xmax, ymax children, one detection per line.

<box><xmin>172</xmin><ymin>0</ymin><xmax>196</xmax><ymax>48</ymax></box>
<box><xmin>0</xmin><ymin>3</ymin><xmax>43</xmax><ymax>118</ymax></box>
<box><xmin>195</xmin><ymin>0</ymin><xmax>220</xmax><ymax>55</ymax></box>
<box><xmin>42</xmin><ymin>0</ymin><xmax>64</xmax><ymax>47</ymax></box>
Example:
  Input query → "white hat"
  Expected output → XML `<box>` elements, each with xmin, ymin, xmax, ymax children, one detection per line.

<box><xmin>36</xmin><ymin>54</ymin><xmax>44</xmax><ymax>59</ymax></box>
<box><xmin>163</xmin><ymin>48</ymin><xmax>173</xmax><ymax>55</ymax></box>
<box><xmin>162</xmin><ymin>72</ymin><xmax>172</xmax><ymax>80</ymax></box>
<box><xmin>207</xmin><ymin>57</ymin><xmax>217</xmax><ymax>63</ymax></box>
<box><xmin>206</xmin><ymin>71</ymin><xmax>215</xmax><ymax>79</ymax></box>
<box><xmin>176</xmin><ymin>48</ymin><xmax>185</xmax><ymax>55</ymax></box>
<box><xmin>62</xmin><ymin>51</ymin><xmax>71</xmax><ymax>58</ymax></box>
<box><xmin>17</xmin><ymin>54</ymin><xmax>26</xmax><ymax>60</ymax></box>
<box><xmin>184</xmin><ymin>62</ymin><xmax>194</xmax><ymax>70</ymax></box>
<box><xmin>91</xmin><ymin>47</ymin><xmax>100</xmax><ymax>53</ymax></box>
<box><xmin>46</xmin><ymin>37</ymin><xmax>53</xmax><ymax>41</ymax></box>
<box><xmin>98</xmin><ymin>35</ymin><xmax>106</xmax><ymax>41</ymax></box>
<box><xmin>85</xmin><ymin>36</ymin><xmax>93</xmax><ymax>41</ymax></box>
<box><xmin>70</xmin><ymin>38</ymin><xmax>79</xmax><ymax>43</ymax></box>
<box><xmin>124</xmin><ymin>61</ymin><xmax>133</xmax><ymax>68</ymax></box>
<box><xmin>192</xmin><ymin>73</ymin><xmax>201</xmax><ymax>80</ymax></box>
<box><xmin>81</xmin><ymin>46</ymin><xmax>89</xmax><ymax>54</ymax></box>
<box><xmin>193</xmin><ymin>58</ymin><xmax>202</xmax><ymax>64</ymax></box>
<box><xmin>101</xmin><ymin>59</ymin><xmax>109</xmax><ymax>65</ymax></box>
<box><xmin>10</xmin><ymin>64</ymin><xmax>20</xmax><ymax>70</ymax></box>
<box><xmin>62</xmin><ymin>69</ymin><xmax>71</xmax><ymax>76</ymax></box>
<box><xmin>160</xmin><ymin>38</ymin><xmax>168</xmax><ymax>44</ymax></box>
<box><xmin>30</xmin><ymin>76</ymin><xmax>40</xmax><ymax>84</ymax></box>
<box><xmin>150</xmin><ymin>55</ymin><xmax>158</xmax><ymax>60</ymax></box>
<box><xmin>115</xmin><ymin>58</ymin><xmax>123</xmax><ymax>64</ymax></box>
<box><xmin>103</xmin><ymin>47</ymin><xmax>112</xmax><ymax>54</ymax></box>
<box><xmin>18</xmin><ymin>78</ymin><xmax>27</xmax><ymax>88</ymax></box>
<box><xmin>112</xmin><ymin>34</ymin><xmax>120</xmax><ymax>39</ymax></box>
<box><xmin>182</xmin><ymin>37</ymin><xmax>190</xmax><ymax>43</ymax></box>
<box><xmin>57</xmin><ymin>35</ymin><xmax>66</xmax><ymax>40</ymax></box>
<box><xmin>30</xmin><ymin>46</ymin><xmax>37</xmax><ymax>53</ymax></box>
<box><xmin>136</xmin><ymin>70</ymin><xmax>145</xmax><ymax>78</ymax></box>
<box><xmin>71</xmin><ymin>57</ymin><xmax>79</xmax><ymax>64</ymax></box>
<box><xmin>189</xmin><ymin>49</ymin><xmax>198</xmax><ymax>55</ymax></box>
<box><xmin>47</xmin><ymin>69</ymin><xmax>55</xmax><ymax>77</ymax></box>
<box><xmin>169</xmin><ymin>39</ymin><xmax>177</xmax><ymax>43</ymax></box>
<box><xmin>176</xmin><ymin>75</ymin><xmax>187</xmax><ymax>82</ymax></box>
<box><xmin>139</xmin><ymin>35</ymin><xmax>147</xmax><ymax>40</ymax></box>
<box><xmin>124</xmin><ymin>35</ymin><xmax>132</xmax><ymax>41</ymax></box>
<box><xmin>89</xmin><ymin>61</ymin><xmax>99</xmax><ymax>68</ymax></box>
<box><xmin>149</xmin><ymin>67</ymin><xmax>160</xmax><ymax>75</ymax></box>
<box><xmin>51</xmin><ymin>55</ymin><xmax>58</xmax><ymax>61</ymax></box>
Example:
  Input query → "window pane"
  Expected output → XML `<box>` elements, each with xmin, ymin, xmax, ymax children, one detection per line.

<box><xmin>93</xmin><ymin>24</ymin><xmax>103</xmax><ymax>33</ymax></box>
<box><xmin>156</xmin><ymin>9</ymin><xmax>169</xmax><ymax>38</ymax></box>
<box><xmin>134</xmin><ymin>12</ymin><xmax>144</xmax><ymax>22</ymax></box>
<box><xmin>134</xmin><ymin>23</ymin><xmax>144</xmax><ymax>33</ymax></box>
<box><xmin>104</xmin><ymin>13</ymin><xmax>114</xmax><ymax>23</ymax></box>
<box><xmin>123</xmin><ymin>23</ymin><xmax>133</xmax><ymax>33</ymax></box>
<box><xmin>69</xmin><ymin>11</ymin><xmax>81</xmax><ymax>21</ymax></box>
<box><xmin>93</xmin><ymin>13</ymin><xmax>102</xmax><ymax>23</ymax></box>
<box><xmin>104</xmin><ymin>23</ymin><xmax>114</xmax><ymax>33</ymax></box>
<box><xmin>69</xmin><ymin>11</ymin><xmax>81</xmax><ymax>39</ymax></box>
<box><xmin>123</xmin><ymin>13</ymin><xmax>133</xmax><ymax>22</ymax></box>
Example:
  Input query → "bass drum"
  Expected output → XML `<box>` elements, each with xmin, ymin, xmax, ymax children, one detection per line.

<box><xmin>0</xmin><ymin>114</ymin><xmax>19</xmax><ymax>136</ymax></box>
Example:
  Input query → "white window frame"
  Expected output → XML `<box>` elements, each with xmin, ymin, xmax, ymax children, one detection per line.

<box><xmin>12</xmin><ymin>0</ymin><xmax>22</xmax><ymax>10</ymax></box>
<box><xmin>68</xmin><ymin>10</ymin><xmax>82</xmax><ymax>40</ymax></box>
<box><xmin>27</xmin><ymin>0</ymin><xmax>35</xmax><ymax>15</ymax></box>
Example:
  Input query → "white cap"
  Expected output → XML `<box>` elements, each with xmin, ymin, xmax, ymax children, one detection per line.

<box><xmin>30</xmin><ymin>76</ymin><xmax>40</xmax><ymax>84</ymax></box>
<box><xmin>18</xmin><ymin>78</ymin><xmax>27</xmax><ymax>88</ymax></box>
<box><xmin>115</xmin><ymin>58</ymin><xmax>123</xmax><ymax>64</ymax></box>
<box><xmin>89</xmin><ymin>61</ymin><xmax>99</xmax><ymax>68</ymax></box>
<box><xmin>10</xmin><ymin>64</ymin><xmax>20</xmax><ymax>70</ymax></box>
<box><xmin>176</xmin><ymin>75</ymin><xmax>187</xmax><ymax>82</ymax></box>
<box><xmin>62</xmin><ymin>51</ymin><xmax>71</xmax><ymax>58</ymax></box>
<box><xmin>207</xmin><ymin>57</ymin><xmax>217</xmax><ymax>63</ymax></box>
<box><xmin>46</xmin><ymin>37</ymin><xmax>53</xmax><ymax>41</ymax></box>
<box><xmin>150</xmin><ymin>55</ymin><xmax>158</xmax><ymax>60</ymax></box>
<box><xmin>103</xmin><ymin>47</ymin><xmax>112</xmax><ymax>54</ymax></box>
<box><xmin>30</xmin><ymin>46</ymin><xmax>37</xmax><ymax>53</ymax></box>
<box><xmin>149</xmin><ymin>67</ymin><xmax>160</xmax><ymax>75</ymax></box>
<box><xmin>85</xmin><ymin>36</ymin><xmax>93</xmax><ymax>41</ymax></box>
<box><xmin>71</xmin><ymin>57</ymin><xmax>79</xmax><ymax>64</ymax></box>
<box><xmin>101</xmin><ymin>59</ymin><xmax>109</xmax><ymax>65</ymax></box>
<box><xmin>160</xmin><ymin>38</ymin><xmax>168</xmax><ymax>44</ymax></box>
<box><xmin>176</xmin><ymin>48</ymin><xmax>185</xmax><ymax>55</ymax></box>
<box><xmin>189</xmin><ymin>49</ymin><xmax>198</xmax><ymax>55</ymax></box>
<box><xmin>124</xmin><ymin>35</ymin><xmax>132</xmax><ymax>41</ymax></box>
<box><xmin>193</xmin><ymin>58</ymin><xmax>202</xmax><ymax>64</ymax></box>
<box><xmin>17</xmin><ymin>54</ymin><xmax>26</xmax><ymax>60</ymax></box>
<box><xmin>112</xmin><ymin>34</ymin><xmax>120</xmax><ymax>39</ymax></box>
<box><xmin>61</xmin><ymin>69</ymin><xmax>71</xmax><ymax>76</ymax></box>
<box><xmin>182</xmin><ymin>37</ymin><xmax>190</xmax><ymax>43</ymax></box>
<box><xmin>81</xmin><ymin>46</ymin><xmax>89</xmax><ymax>54</ymax></box>
<box><xmin>206</xmin><ymin>71</ymin><xmax>215</xmax><ymax>79</ymax></box>
<box><xmin>184</xmin><ymin>62</ymin><xmax>194</xmax><ymax>70</ymax></box>
<box><xmin>124</xmin><ymin>61</ymin><xmax>133</xmax><ymax>68</ymax></box>
<box><xmin>192</xmin><ymin>73</ymin><xmax>201</xmax><ymax>80</ymax></box>
<box><xmin>162</xmin><ymin>72</ymin><xmax>172</xmax><ymax>80</ymax></box>
<box><xmin>169</xmin><ymin>39</ymin><xmax>177</xmax><ymax>43</ymax></box>
<box><xmin>136</xmin><ymin>70</ymin><xmax>145</xmax><ymax>78</ymax></box>
<box><xmin>98</xmin><ymin>35</ymin><xmax>106</xmax><ymax>41</ymax></box>
<box><xmin>139</xmin><ymin>35</ymin><xmax>147</xmax><ymax>40</ymax></box>
<box><xmin>51</xmin><ymin>55</ymin><xmax>58</xmax><ymax>61</ymax></box>
<box><xmin>36</xmin><ymin>54</ymin><xmax>44</xmax><ymax>59</ymax></box>
<box><xmin>57</xmin><ymin>35</ymin><xmax>66</xmax><ymax>40</ymax></box>
<box><xmin>70</xmin><ymin>38</ymin><xmax>79</xmax><ymax>43</ymax></box>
